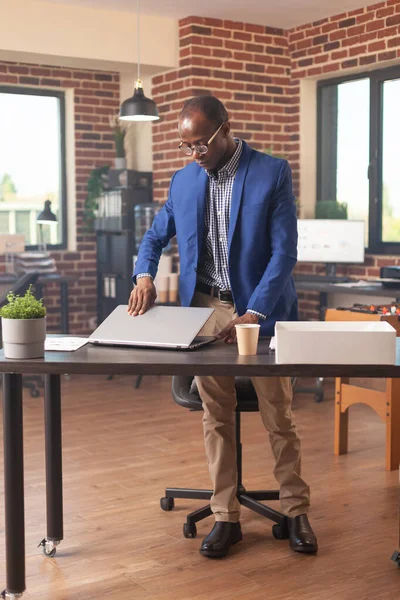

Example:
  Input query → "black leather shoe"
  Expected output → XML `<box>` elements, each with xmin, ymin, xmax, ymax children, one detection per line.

<box><xmin>200</xmin><ymin>522</ymin><xmax>242</xmax><ymax>558</ymax></box>
<box><xmin>288</xmin><ymin>514</ymin><xmax>318</xmax><ymax>554</ymax></box>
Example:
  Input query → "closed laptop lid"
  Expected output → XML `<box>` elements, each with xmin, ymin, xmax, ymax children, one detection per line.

<box><xmin>88</xmin><ymin>305</ymin><xmax>215</xmax><ymax>348</ymax></box>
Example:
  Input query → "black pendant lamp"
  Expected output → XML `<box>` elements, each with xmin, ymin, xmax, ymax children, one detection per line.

<box><xmin>119</xmin><ymin>0</ymin><xmax>160</xmax><ymax>122</ymax></box>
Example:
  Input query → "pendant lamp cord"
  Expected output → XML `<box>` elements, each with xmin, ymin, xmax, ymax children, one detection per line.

<box><xmin>137</xmin><ymin>0</ymin><xmax>140</xmax><ymax>81</ymax></box>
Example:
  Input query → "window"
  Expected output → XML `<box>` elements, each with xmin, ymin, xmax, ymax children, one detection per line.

<box><xmin>317</xmin><ymin>66</ymin><xmax>400</xmax><ymax>254</ymax></box>
<box><xmin>0</xmin><ymin>87</ymin><xmax>67</xmax><ymax>249</ymax></box>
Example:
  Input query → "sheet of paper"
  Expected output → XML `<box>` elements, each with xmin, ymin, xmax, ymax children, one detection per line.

<box><xmin>331</xmin><ymin>280</ymin><xmax>383</xmax><ymax>288</ymax></box>
<box><xmin>45</xmin><ymin>337</ymin><xmax>88</xmax><ymax>352</ymax></box>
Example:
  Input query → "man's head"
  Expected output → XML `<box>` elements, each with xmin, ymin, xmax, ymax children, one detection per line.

<box><xmin>178</xmin><ymin>96</ymin><xmax>234</xmax><ymax>172</ymax></box>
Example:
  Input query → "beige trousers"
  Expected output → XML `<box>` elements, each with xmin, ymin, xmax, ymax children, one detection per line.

<box><xmin>193</xmin><ymin>291</ymin><xmax>310</xmax><ymax>522</ymax></box>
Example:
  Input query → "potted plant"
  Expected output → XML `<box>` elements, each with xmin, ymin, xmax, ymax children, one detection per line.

<box><xmin>315</xmin><ymin>200</ymin><xmax>348</xmax><ymax>219</ymax></box>
<box><xmin>0</xmin><ymin>285</ymin><xmax>46</xmax><ymax>359</ymax></box>
<box><xmin>109</xmin><ymin>114</ymin><xmax>127</xmax><ymax>169</ymax></box>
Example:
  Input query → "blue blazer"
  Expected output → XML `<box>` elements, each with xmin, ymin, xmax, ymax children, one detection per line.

<box><xmin>133</xmin><ymin>141</ymin><xmax>298</xmax><ymax>336</ymax></box>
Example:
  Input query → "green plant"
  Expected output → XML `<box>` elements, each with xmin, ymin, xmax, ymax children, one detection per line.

<box><xmin>109</xmin><ymin>114</ymin><xmax>127</xmax><ymax>158</ymax></box>
<box><xmin>83</xmin><ymin>165</ymin><xmax>110</xmax><ymax>232</ymax></box>
<box><xmin>0</xmin><ymin>286</ymin><xmax>46</xmax><ymax>319</ymax></box>
<box><xmin>264</xmin><ymin>147</ymin><xmax>287</xmax><ymax>160</ymax></box>
<box><xmin>315</xmin><ymin>200</ymin><xmax>348</xmax><ymax>219</ymax></box>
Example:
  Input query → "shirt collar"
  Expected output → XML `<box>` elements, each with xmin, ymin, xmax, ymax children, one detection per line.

<box><xmin>206</xmin><ymin>138</ymin><xmax>243</xmax><ymax>179</ymax></box>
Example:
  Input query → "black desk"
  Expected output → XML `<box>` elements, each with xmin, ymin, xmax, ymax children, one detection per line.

<box><xmin>0</xmin><ymin>273</ymin><xmax>74</xmax><ymax>334</ymax></box>
<box><xmin>1</xmin><ymin>340</ymin><xmax>400</xmax><ymax>597</ymax></box>
<box><xmin>295</xmin><ymin>279</ymin><xmax>400</xmax><ymax>320</ymax></box>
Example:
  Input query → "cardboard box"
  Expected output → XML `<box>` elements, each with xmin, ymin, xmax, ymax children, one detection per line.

<box><xmin>275</xmin><ymin>321</ymin><xmax>396</xmax><ymax>365</ymax></box>
<box><xmin>325</xmin><ymin>308</ymin><xmax>400</xmax><ymax>335</ymax></box>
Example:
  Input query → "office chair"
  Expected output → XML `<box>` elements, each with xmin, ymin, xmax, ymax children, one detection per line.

<box><xmin>160</xmin><ymin>375</ymin><xmax>289</xmax><ymax>539</ymax></box>
<box><xmin>0</xmin><ymin>272</ymin><xmax>41</xmax><ymax>397</ymax></box>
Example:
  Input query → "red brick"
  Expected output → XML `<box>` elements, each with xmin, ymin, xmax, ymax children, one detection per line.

<box><xmin>213</xmin><ymin>28</ymin><xmax>231</xmax><ymax>38</ymax></box>
<box><xmin>30</xmin><ymin>67</ymin><xmax>52</xmax><ymax>76</ymax></box>
<box><xmin>315</xmin><ymin>54</ymin><xmax>329</xmax><ymax>64</ymax></box>
<box><xmin>368</xmin><ymin>40</ymin><xmax>386</xmax><ymax>51</ymax></box>
<box><xmin>341</xmin><ymin>58</ymin><xmax>359</xmax><ymax>68</ymax></box>
<box><xmin>254</xmin><ymin>34</ymin><xmax>273</xmax><ymax>44</ymax></box>
<box><xmin>359</xmin><ymin>31</ymin><xmax>378</xmax><ymax>43</ymax></box>
<box><xmin>387</xmin><ymin>15</ymin><xmax>400</xmax><ymax>26</ymax></box>
<box><xmin>378</xmin><ymin>50</ymin><xmax>397</xmax><ymax>60</ymax></box>
<box><xmin>225</xmin><ymin>40</ymin><xmax>243</xmax><ymax>50</ymax></box>
<box><xmin>234</xmin><ymin>52</ymin><xmax>253</xmax><ymax>61</ymax></box>
<box><xmin>347</xmin><ymin>7</ymin><xmax>365</xmax><ymax>17</ymax></box>
<box><xmin>321</xmin><ymin>22</ymin><xmax>338</xmax><ymax>33</ymax></box>
<box><xmin>377</xmin><ymin>7</ymin><xmax>395</xmax><ymax>17</ymax></box>
<box><xmin>357</xmin><ymin>12</ymin><xmax>375</xmax><ymax>24</ymax></box>
<box><xmin>366</xmin><ymin>18</ymin><xmax>385</xmax><ymax>31</ymax></box>
<box><xmin>8</xmin><ymin>65</ymin><xmax>29</xmax><ymax>74</ymax></box>
<box><xmin>290</xmin><ymin>31</ymin><xmax>305</xmax><ymax>42</ymax></box>
<box><xmin>360</xmin><ymin>55</ymin><xmax>377</xmax><ymax>65</ymax></box>
<box><xmin>245</xmin><ymin>23</ymin><xmax>265</xmax><ymax>34</ymax></box>
<box><xmin>233</xmin><ymin>31</ymin><xmax>252</xmax><ymax>41</ymax></box>
<box><xmin>225</xmin><ymin>61</ymin><xmax>244</xmax><ymax>70</ymax></box>
<box><xmin>332</xmin><ymin>49</ymin><xmax>349</xmax><ymax>60</ymax></box>
<box><xmin>388</xmin><ymin>37</ymin><xmax>400</xmax><ymax>47</ymax></box>
<box><xmin>224</xmin><ymin>20</ymin><xmax>244</xmax><ymax>30</ymax></box>
<box><xmin>0</xmin><ymin>74</ymin><xmax>18</xmax><ymax>84</ymax></box>
<box><xmin>213</xmin><ymin>48</ymin><xmax>232</xmax><ymax>58</ymax></box>
<box><xmin>349</xmin><ymin>44</ymin><xmax>367</xmax><ymax>56</ymax></box>
<box><xmin>378</xmin><ymin>26</ymin><xmax>397</xmax><ymax>38</ymax></box>
<box><xmin>307</xmin><ymin>67</ymin><xmax>323</xmax><ymax>76</ymax></box>
<box><xmin>330</xmin><ymin>30</ymin><xmax>347</xmax><ymax>41</ymax></box>
<box><xmin>347</xmin><ymin>24</ymin><xmax>366</xmax><ymax>37</ymax></box>
<box><xmin>246</xmin><ymin>43</ymin><xmax>263</xmax><ymax>52</ymax></box>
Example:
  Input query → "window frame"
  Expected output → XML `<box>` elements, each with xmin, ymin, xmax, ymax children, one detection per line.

<box><xmin>0</xmin><ymin>85</ymin><xmax>68</xmax><ymax>250</ymax></box>
<box><xmin>317</xmin><ymin>65</ymin><xmax>400</xmax><ymax>255</ymax></box>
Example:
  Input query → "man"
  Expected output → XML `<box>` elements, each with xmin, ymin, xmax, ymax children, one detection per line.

<box><xmin>129</xmin><ymin>95</ymin><xmax>318</xmax><ymax>558</ymax></box>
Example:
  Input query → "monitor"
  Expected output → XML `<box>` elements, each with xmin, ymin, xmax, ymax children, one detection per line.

<box><xmin>297</xmin><ymin>219</ymin><xmax>365</xmax><ymax>264</ymax></box>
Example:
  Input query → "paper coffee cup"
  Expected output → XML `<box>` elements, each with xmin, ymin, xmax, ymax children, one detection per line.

<box><xmin>158</xmin><ymin>290</ymin><xmax>169</xmax><ymax>303</ymax></box>
<box><xmin>169</xmin><ymin>273</ymin><xmax>179</xmax><ymax>290</ymax></box>
<box><xmin>155</xmin><ymin>275</ymin><xmax>169</xmax><ymax>304</ymax></box>
<box><xmin>235</xmin><ymin>324</ymin><xmax>260</xmax><ymax>356</ymax></box>
<box><xmin>168</xmin><ymin>273</ymin><xmax>179</xmax><ymax>303</ymax></box>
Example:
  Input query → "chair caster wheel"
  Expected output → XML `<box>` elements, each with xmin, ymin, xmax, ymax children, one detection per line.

<box><xmin>272</xmin><ymin>523</ymin><xmax>289</xmax><ymax>540</ymax></box>
<box><xmin>38</xmin><ymin>538</ymin><xmax>59</xmax><ymax>558</ymax></box>
<box><xmin>391</xmin><ymin>551</ymin><xmax>400</xmax><ymax>567</ymax></box>
<box><xmin>183</xmin><ymin>523</ymin><xmax>197</xmax><ymax>538</ymax></box>
<box><xmin>160</xmin><ymin>497</ymin><xmax>174</xmax><ymax>511</ymax></box>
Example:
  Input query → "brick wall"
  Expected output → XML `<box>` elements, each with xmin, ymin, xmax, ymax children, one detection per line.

<box><xmin>0</xmin><ymin>61</ymin><xmax>120</xmax><ymax>333</ymax></box>
<box><xmin>152</xmin><ymin>2</ymin><xmax>400</xmax><ymax>319</ymax></box>
<box><xmin>152</xmin><ymin>17</ymin><xmax>296</xmax><ymax>200</ymax></box>
<box><xmin>290</xmin><ymin>0</ymin><xmax>400</xmax><ymax>319</ymax></box>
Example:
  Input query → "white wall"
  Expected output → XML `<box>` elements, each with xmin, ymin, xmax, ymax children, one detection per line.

<box><xmin>0</xmin><ymin>0</ymin><xmax>178</xmax><ymax>71</ymax></box>
<box><xmin>299</xmin><ymin>79</ymin><xmax>318</xmax><ymax>219</ymax></box>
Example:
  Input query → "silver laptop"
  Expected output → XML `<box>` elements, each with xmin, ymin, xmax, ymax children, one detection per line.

<box><xmin>88</xmin><ymin>305</ymin><xmax>216</xmax><ymax>350</ymax></box>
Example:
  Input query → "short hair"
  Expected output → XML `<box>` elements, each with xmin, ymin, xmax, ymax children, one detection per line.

<box><xmin>180</xmin><ymin>95</ymin><xmax>229</xmax><ymax>127</ymax></box>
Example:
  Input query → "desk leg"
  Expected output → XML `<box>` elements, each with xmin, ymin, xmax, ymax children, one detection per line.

<box><xmin>2</xmin><ymin>373</ymin><xmax>25</xmax><ymax>598</ymax></box>
<box><xmin>39</xmin><ymin>375</ymin><xmax>63</xmax><ymax>558</ymax></box>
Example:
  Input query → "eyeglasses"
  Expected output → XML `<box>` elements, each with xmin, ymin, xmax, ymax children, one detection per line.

<box><xmin>178</xmin><ymin>122</ymin><xmax>225</xmax><ymax>156</ymax></box>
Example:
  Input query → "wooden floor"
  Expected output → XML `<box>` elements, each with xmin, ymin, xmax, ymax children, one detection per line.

<box><xmin>0</xmin><ymin>375</ymin><xmax>399</xmax><ymax>599</ymax></box>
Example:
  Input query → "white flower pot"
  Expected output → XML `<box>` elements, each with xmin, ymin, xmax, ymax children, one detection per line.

<box><xmin>1</xmin><ymin>317</ymin><xmax>46</xmax><ymax>359</ymax></box>
<box><xmin>114</xmin><ymin>157</ymin><xmax>126</xmax><ymax>169</ymax></box>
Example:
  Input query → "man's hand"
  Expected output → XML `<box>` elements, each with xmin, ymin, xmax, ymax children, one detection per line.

<box><xmin>127</xmin><ymin>277</ymin><xmax>157</xmax><ymax>316</ymax></box>
<box><xmin>217</xmin><ymin>313</ymin><xmax>259</xmax><ymax>344</ymax></box>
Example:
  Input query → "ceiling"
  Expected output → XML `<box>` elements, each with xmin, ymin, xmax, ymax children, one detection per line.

<box><xmin>47</xmin><ymin>0</ymin><xmax>372</xmax><ymax>29</ymax></box>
